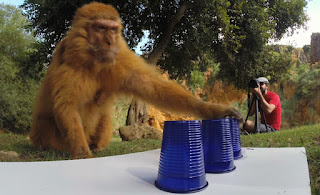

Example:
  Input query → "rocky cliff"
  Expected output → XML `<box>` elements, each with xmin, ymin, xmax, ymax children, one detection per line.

<box><xmin>311</xmin><ymin>33</ymin><xmax>320</xmax><ymax>64</ymax></box>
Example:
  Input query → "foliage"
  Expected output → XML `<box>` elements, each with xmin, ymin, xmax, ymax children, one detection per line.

<box><xmin>275</xmin><ymin>59</ymin><xmax>320</xmax><ymax>128</ymax></box>
<box><xmin>0</xmin><ymin>4</ymin><xmax>33</xmax><ymax>60</ymax></box>
<box><xmin>22</xmin><ymin>0</ymin><xmax>308</xmax><ymax>88</ymax></box>
<box><xmin>254</xmin><ymin>46</ymin><xmax>293</xmax><ymax>83</ymax></box>
<box><xmin>0</xmin><ymin>4</ymin><xmax>41</xmax><ymax>133</ymax></box>
<box><xmin>19</xmin><ymin>41</ymin><xmax>47</xmax><ymax>80</ymax></box>
<box><xmin>0</xmin><ymin>68</ymin><xmax>40</xmax><ymax>135</ymax></box>
<box><xmin>187</xmin><ymin>67</ymin><xmax>206</xmax><ymax>93</ymax></box>
<box><xmin>280</xmin><ymin>95</ymin><xmax>301</xmax><ymax>127</ymax></box>
<box><xmin>213</xmin><ymin>0</ymin><xmax>306</xmax><ymax>88</ymax></box>
<box><xmin>185</xmin><ymin>54</ymin><xmax>220</xmax><ymax>94</ymax></box>
<box><xmin>0</xmin><ymin>4</ymin><xmax>44</xmax><ymax>80</ymax></box>
<box><xmin>0</xmin><ymin>56</ymin><xmax>40</xmax><ymax>133</ymax></box>
<box><xmin>281</xmin><ymin>61</ymin><xmax>320</xmax><ymax>100</ymax></box>
<box><xmin>296</xmin><ymin>68</ymin><xmax>320</xmax><ymax>99</ymax></box>
<box><xmin>302</xmin><ymin>45</ymin><xmax>311</xmax><ymax>54</ymax></box>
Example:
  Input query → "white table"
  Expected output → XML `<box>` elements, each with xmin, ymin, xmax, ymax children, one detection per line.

<box><xmin>0</xmin><ymin>147</ymin><xmax>311</xmax><ymax>195</ymax></box>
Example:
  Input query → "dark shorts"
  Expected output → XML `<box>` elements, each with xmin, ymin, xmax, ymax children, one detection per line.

<box><xmin>255</xmin><ymin>123</ymin><xmax>277</xmax><ymax>133</ymax></box>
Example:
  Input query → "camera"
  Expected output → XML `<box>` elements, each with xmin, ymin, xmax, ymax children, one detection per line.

<box><xmin>249</xmin><ymin>79</ymin><xmax>258</xmax><ymax>88</ymax></box>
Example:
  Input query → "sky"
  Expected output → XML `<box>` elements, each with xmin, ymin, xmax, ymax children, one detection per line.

<box><xmin>1</xmin><ymin>0</ymin><xmax>320</xmax><ymax>48</ymax></box>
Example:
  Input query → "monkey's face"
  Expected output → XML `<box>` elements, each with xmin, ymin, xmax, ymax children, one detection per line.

<box><xmin>87</xmin><ymin>19</ymin><xmax>120</xmax><ymax>64</ymax></box>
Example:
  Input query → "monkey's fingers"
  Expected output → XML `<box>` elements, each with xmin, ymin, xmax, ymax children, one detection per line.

<box><xmin>71</xmin><ymin>148</ymin><xmax>93</xmax><ymax>159</ymax></box>
<box><xmin>224</xmin><ymin>108</ymin><xmax>244</xmax><ymax>126</ymax></box>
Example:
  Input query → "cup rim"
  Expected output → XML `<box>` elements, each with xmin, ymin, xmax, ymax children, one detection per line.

<box><xmin>202</xmin><ymin>118</ymin><xmax>232</xmax><ymax>122</ymax></box>
<box><xmin>164</xmin><ymin>120</ymin><xmax>201</xmax><ymax>123</ymax></box>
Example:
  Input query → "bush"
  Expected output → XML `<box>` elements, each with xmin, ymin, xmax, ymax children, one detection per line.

<box><xmin>188</xmin><ymin>69</ymin><xmax>206</xmax><ymax>93</ymax></box>
<box><xmin>0</xmin><ymin>56</ymin><xmax>40</xmax><ymax>134</ymax></box>
<box><xmin>0</xmin><ymin>79</ymin><xmax>39</xmax><ymax>134</ymax></box>
<box><xmin>279</xmin><ymin>62</ymin><xmax>320</xmax><ymax>128</ymax></box>
<box><xmin>0</xmin><ymin>4</ymin><xmax>42</xmax><ymax>134</ymax></box>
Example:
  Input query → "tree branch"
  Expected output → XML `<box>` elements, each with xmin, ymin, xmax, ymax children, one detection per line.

<box><xmin>147</xmin><ymin>2</ymin><xmax>191</xmax><ymax>64</ymax></box>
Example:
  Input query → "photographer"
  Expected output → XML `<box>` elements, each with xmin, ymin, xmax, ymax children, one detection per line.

<box><xmin>243</xmin><ymin>77</ymin><xmax>281</xmax><ymax>133</ymax></box>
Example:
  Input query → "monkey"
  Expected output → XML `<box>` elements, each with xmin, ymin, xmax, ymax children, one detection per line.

<box><xmin>30</xmin><ymin>2</ymin><xmax>243</xmax><ymax>159</ymax></box>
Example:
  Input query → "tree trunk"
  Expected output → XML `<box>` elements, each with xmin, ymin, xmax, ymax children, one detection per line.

<box><xmin>126</xmin><ymin>98</ymin><xmax>148</xmax><ymax>126</ymax></box>
<box><xmin>126</xmin><ymin>3</ymin><xmax>191</xmax><ymax>126</ymax></box>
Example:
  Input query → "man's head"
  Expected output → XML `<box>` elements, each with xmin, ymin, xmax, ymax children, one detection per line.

<box><xmin>256</xmin><ymin>77</ymin><xmax>269</xmax><ymax>95</ymax></box>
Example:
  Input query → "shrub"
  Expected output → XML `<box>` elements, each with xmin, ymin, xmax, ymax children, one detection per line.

<box><xmin>0</xmin><ymin>56</ymin><xmax>40</xmax><ymax>134</ymax></box>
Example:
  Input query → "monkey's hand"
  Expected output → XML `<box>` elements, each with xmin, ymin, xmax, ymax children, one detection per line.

<box><xmin>71</xmin><ymin>146</ymin><xmax>93</xmax><ymax>159</ymax></box>
<box><xmin>202</xmin><ymin>103</ymin><xmax>244</xmax><ymax>125</ymax></box>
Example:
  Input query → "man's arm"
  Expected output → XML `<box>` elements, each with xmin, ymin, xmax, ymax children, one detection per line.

<box><xmin>249</xmin><ymin>96</ymin><xmax>256</xmax><ymax>116</ymax></box>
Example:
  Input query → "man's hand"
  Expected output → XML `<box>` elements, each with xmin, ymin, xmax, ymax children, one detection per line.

<box><xmin>251</xmin><ymin>84</ymin><xmax>262</xmax><ymax>96</ymax></box>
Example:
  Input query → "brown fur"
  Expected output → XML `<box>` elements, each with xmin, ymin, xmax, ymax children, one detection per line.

<box><xmin>30</xmin><ymin>2</ymin><xmax>243</xmax><ymax>159</ymax></box>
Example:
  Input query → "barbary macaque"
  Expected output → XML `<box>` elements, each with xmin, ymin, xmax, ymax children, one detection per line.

<box><xmin>30</xmin><ymin>2</ymin><xmax>243</xmax><ymax>159</ymax></box>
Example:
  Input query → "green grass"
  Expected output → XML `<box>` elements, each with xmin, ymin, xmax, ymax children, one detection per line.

<box><xmin>0</xmin><ymin>124</ymin><xmax>319</xmax><ymax>194</ymax></box>
<box><xmin>0</xmin><ymin>134</ymin><xmax>162</xmax><ymax>161</ymax></box>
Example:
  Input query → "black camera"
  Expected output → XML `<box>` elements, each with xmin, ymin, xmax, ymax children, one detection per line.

<box><xmin>249</xmin><ymin>79</ymin><xmax>258</xmax><ymax>88</ymax></box>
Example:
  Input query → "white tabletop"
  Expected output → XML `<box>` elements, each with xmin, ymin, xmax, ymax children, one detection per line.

<box><xmin>0</xmin><ymin>147</ymin><xmax>311</xmax><ymax>195</ymax></box>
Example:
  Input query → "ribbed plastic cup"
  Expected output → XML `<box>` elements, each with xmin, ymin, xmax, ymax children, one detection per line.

<box><xmin>202</xmin><ymin>119</ymin><xmax>236</xmax><ymax>173</ymax></box>
<box><xmin>155</xmin><ymin>120</ymin><xmax>208</xmax><ymax>193</ymax></box>
<box><xmin>230</xmin><ymin>118</ymin><xmax>243</xmax><ymax>160</ymax></box>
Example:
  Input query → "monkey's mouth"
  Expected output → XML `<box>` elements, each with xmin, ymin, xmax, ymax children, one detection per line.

<box><xmin>93</xmin><ymin>48</ymin><xmax>117</xmax><ymax>64</ymax></box>
<box><xmin>90</xmin><ymin>44</ymin><xmax>118</xmax><ymax>53</ymax></box>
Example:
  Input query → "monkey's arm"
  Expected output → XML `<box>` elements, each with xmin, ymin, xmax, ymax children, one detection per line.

<box><xmin>120</xmin><ymin>61</ymin><xmax>243</xmax><ymax>122</ymax></box>
<box><xmin>51</xmin><ymin>69</ymin><xmax>92</xmax><ymax>159</ymax></box>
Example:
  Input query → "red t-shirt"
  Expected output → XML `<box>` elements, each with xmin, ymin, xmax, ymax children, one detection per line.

<box><xmin>260</xmin><ymin>91</ymin><xmax>281</xmax><ymax>130</ymax></box>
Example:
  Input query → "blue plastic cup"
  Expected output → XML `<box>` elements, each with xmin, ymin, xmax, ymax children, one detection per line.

<box><xmin>155</xmin><ymin>120</ymin><xmax>208</xmax><ymax>193</ymax></box>
<box><xmin>230</xmin><ymin>118</ymin><xmax>243</xmax><ymax>160</ymax></box>
<box><xmin>202</xmin><ymin>119</ymin><xmax>236</xmax><ymax>173</ymax></box>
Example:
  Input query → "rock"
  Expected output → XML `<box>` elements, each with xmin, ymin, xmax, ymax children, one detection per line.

<box><xmin>0</xmin><ymin>151</ymin><xmax>19</xmax><ymax>161</ymax></box>
<box><xmin>311</xmin><ymin>33</ymin><xmax>320</xmax><ymax>64</ymax></box>
<box><xmin>119</xmin><ymin>124</ymin><xmax>162</xmax><ymax>141</ymax></box>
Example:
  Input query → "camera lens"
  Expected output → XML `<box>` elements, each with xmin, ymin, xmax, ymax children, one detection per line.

<box><xmin>249</xmin><ymin>79</ymin><xmax>258</xmax><ymax>88</ymax></box>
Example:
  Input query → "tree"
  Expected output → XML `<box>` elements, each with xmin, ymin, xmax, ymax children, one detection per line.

<box><xmin>210</xmin><ymin>0</ymin><xmax>308</xmax><ymax>88</ymax></box>
<box><xmin>0</xmin><ymin>4</ymin><xmax>35</xmax><ymax>61</ymax></box>
<box><xmin>0</xmin><ymin>3</ymin><xmax>45</xmax><ymax>79</ymax></box>
<box><xmin>22</xmin><ymin>0</ymin><xmax>308</xmax><ymax>85</ymax></box>
<box><xmin>22</xmin><ymin>0</ymin><xmax>308</xmax><ymax>125</ymax></box>
<box><xmin>0</xmin><ymin>4</ymin><xmax>41</xmax><ymax>133</ymax></box>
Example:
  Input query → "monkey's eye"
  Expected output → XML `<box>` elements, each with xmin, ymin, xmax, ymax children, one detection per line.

<box><xmin>110</xmin><ymin>27</ymin><xmax>118</xmax><ymax>33</ymax></box>
<box><xmin>96</xmin><ymin>25</ymin><xmax>107</xmax><ymax>30</ymax></box>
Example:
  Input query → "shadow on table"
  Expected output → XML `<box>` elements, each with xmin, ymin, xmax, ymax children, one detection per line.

<box><xmin>126</xmin><ymin>167</ymin><xmax>158</xmax><ymax>185</ymax></box>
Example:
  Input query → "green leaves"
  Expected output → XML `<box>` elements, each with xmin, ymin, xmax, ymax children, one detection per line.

<box><xmin>22</xmin><ymin>0</ymin><xmax>308</xmax><ymax>88</ymax></box>
<box><xmin>0</xmin><ymin>4</ymin><xmax>41</xmax><ymax>133</ymax></box>
<box><xmin>296</xmin><ymin>68</ymin><xmax>320</xmax><ymax>99</ymax></box>
<box><xmin>0</xmin><ymin>4</ymin><xmax>33</xmax><ymax>60</ymax></box>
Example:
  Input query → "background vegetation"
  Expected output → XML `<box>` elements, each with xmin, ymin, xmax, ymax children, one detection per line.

<box><xmin>0</xmin><ymin>1</ymin><xmax>319</xmax><ymax>194</ymax></box>
<box><xmin>0</xmin><ymin>4</ymin><xmax>41</xmax><ymax>133</ymax></box>
<box><xmin>21</xmin><ymin>0</ymin><xmax>308</xmax><ymax>88</ymax></box>
<box><xmin>0</xmin><ymin>0</ymin><xmax>318</xmax><ymax>134</ymax></box>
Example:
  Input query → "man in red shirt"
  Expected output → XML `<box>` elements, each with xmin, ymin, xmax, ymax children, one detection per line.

<box><xmin>243</xmin><ymin>77</ymin><xmax>281</xmax><ymax>133</ymax></box>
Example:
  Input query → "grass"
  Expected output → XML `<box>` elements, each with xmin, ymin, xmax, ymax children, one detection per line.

<box><xmin>0</xmin><ymin>124</ymin><xmax>319</xmax><ymax>194</ymax></box>
<box><xmin>0</xmin><ymin>134</ymin><xmax>162</xmax><ymax>161</ymax></box>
